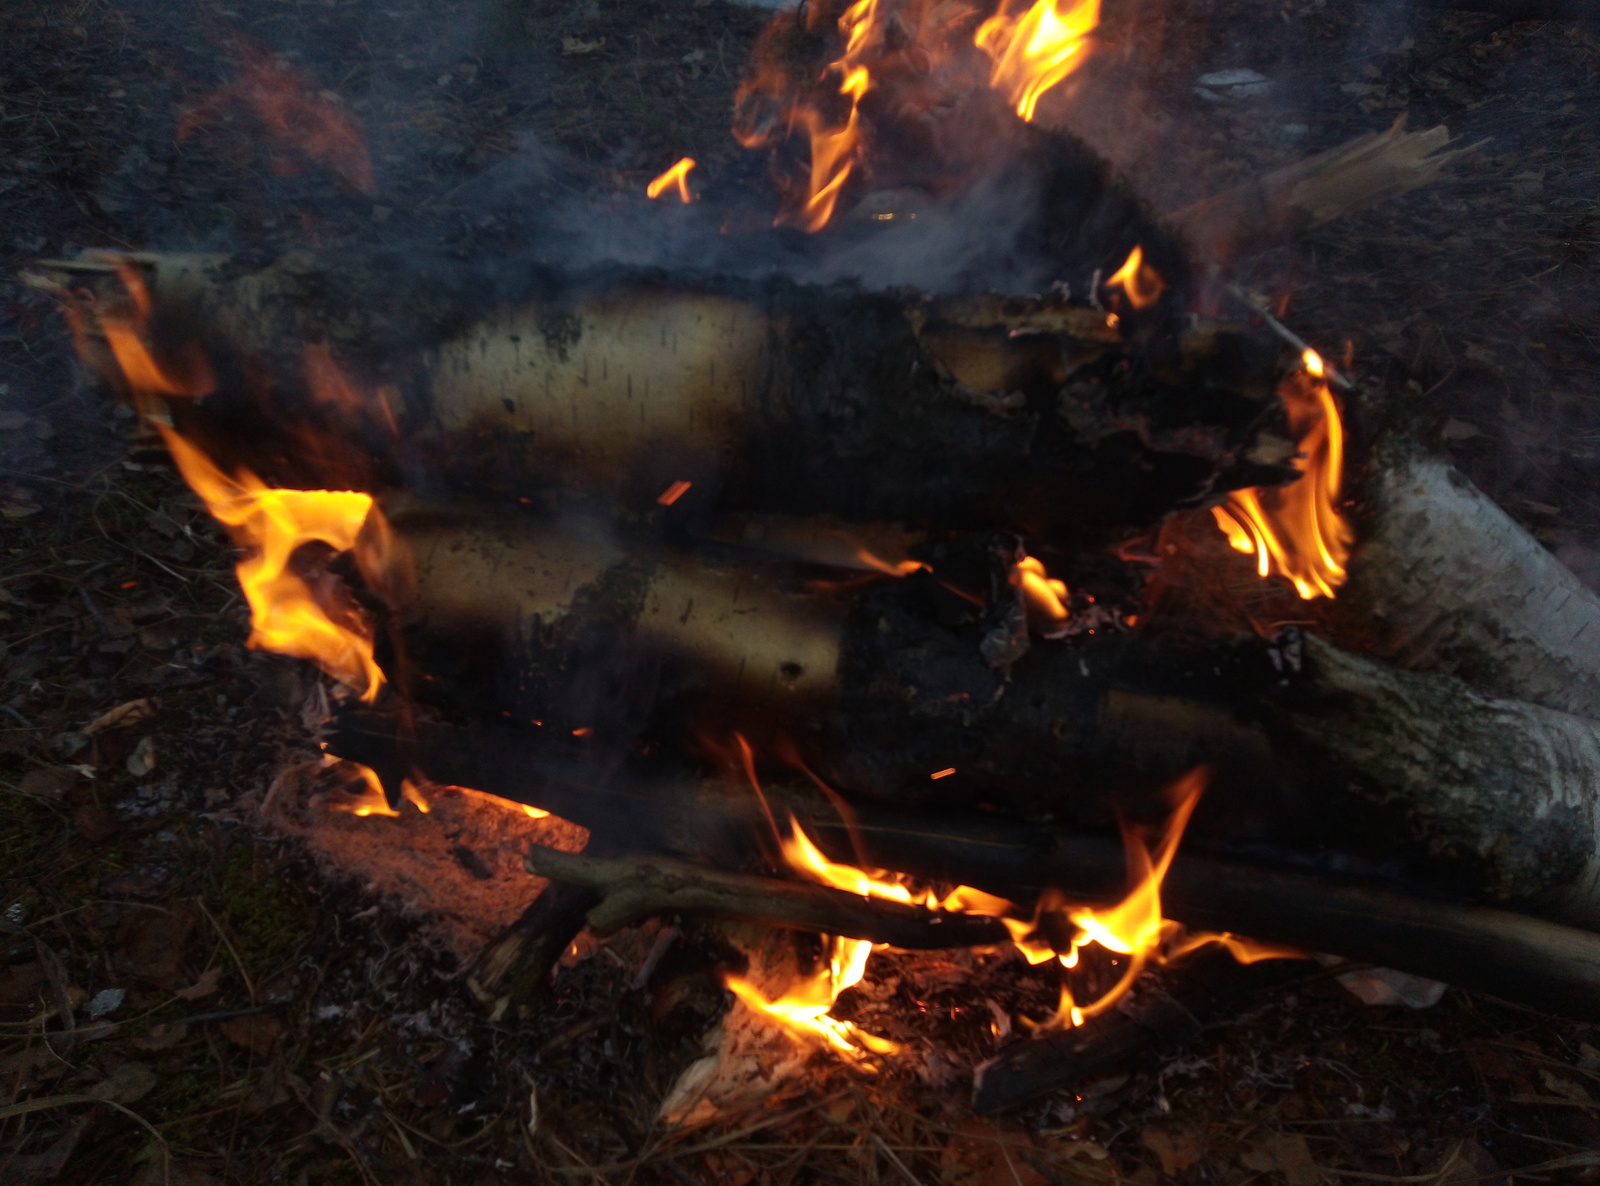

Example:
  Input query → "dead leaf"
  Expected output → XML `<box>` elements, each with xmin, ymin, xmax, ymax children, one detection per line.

<box><xmin>1432</xmin><ymin>1140</ymin><xmax>1506</xmax><ymax>1186</ymax></box>
<box><xmin>1142</xmin><ymin>1124</ymin><xmax>1205</xmax><ymax>1175</ymax></box>
<box><xmin>73</xmin><ymin>804</ymin><xmax>119</xmax><ymax>843</ymax></box>
<box><xmin>561</xmin><ymin>35</ymin><xmax>605</xmax><ymax>54</ymax></box>
<box><xmin>1541</xmin><ymin>1068</ymin><xmax>1593</xmax><ymax>1103</ymax></box>
<box><xmin>126</xmin><ymin>736</ymin><xmax>157</xmax><ymax>777</ymax></box>
<box><xmin>173</xmin><ymin>967</ymin><xmax>221</xmax><ymax>1001</ymax></box>
<box><xmin>113</xmin><ymin>905</ymin><xmax>195</xmax><ymax>987</ymax></box>
<box><xmin>89</xmin><ymin>1062</ymin><xmax>158</xmax><ymax>1104</ymax></box>
<box><xmin>220</xmin><ymin>1013</ymin><xmax>282</xmax><ymax>1056</ymax></box>
<box><xmin>84</xmin><ymin>698</ymin><xmax>156</xmax><ymax>735</ymax></box>
<box><xmin>17</xmin><ymin>767</ymin><xmax>77</xmax><ymax>801</ymax></box>
<box><xmin>133</xmin><ymin>1021</ymin><xmax>188</xmax><ymax>1052</ymax></box>
<box><xmin>1440</xmin><ymin>418</ymin><xmax>1481</xmax><ymax>441</ymax></box>
<box><xmin>1</xmin><ymin>500</ymin><xmax>41</xmax><ymax>519</ymax></box>
<box><xmin>1240</xmin><ymin>1132</ymin><xmax>1321</xmax><ymax>1186</ymax></box>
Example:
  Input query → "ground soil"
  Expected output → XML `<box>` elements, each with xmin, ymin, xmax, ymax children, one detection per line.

<box><xmin>2</xmin><ymin>0</ymin><xmax>1599</xmax><ymax>1183</ymax></box>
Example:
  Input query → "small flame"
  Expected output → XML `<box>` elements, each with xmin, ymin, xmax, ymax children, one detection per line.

<box><xmin>646</xmin><ymin>157</ymin><xmax>697</xmax><ymax>203</ymax></box>
<box><xmin>855</xmin><ymin>547</ymin><xmax>930</xmax><ymax>577</ymax></box>
<box><xmin>325</xmin><ymin>762</ymin><xmax>401</xmax><ymax>817</ymax></box>
<box><xmin>1212</xmin><ymin>349</ymin><xmax>1352</xmax><ymax>600</ymax></box>
<box><xmin>1012</xmin><ymin>555</ymin><xmax>1070</xmax><ymax>633</ymax></box>
<box><xmin>1105</xmin><ymin>244</ymin><xmax>1166</xmax><ymax>310</ymax></box>
<box><xmin>725</xmin><ymin>936</ymin><xmax>899</xmax><ymax>1063</ymax></box>
<box><xmin>975</xmin><ymin>0</ymin><xmax>1101</xmax><ymax>122</ymax></box>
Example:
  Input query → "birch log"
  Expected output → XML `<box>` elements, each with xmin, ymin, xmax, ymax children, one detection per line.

<box><xmin>1333</xmin><ymin>437</ymin><xmax>1600</xmax><ymax>720</ymax></box>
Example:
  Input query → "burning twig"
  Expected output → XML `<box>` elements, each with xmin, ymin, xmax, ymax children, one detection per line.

<box><xmin>521</xmin><ymin>845</ymin><xmax>1011</xmax><ymax>949</ymax></box>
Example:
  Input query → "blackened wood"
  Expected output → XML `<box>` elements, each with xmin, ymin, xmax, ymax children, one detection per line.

<box><xmin>970</xmin><ymin>952</ymin><xmax>1291</xmax><ymax>1114</ymax></box>
<box><xmin>523</xmin><ymin>844</ymin><xmax>1011</xmax><ymax>948</ymax></box>
<box><xmin>467</xmin><ymin>881</ymin><xmax>600</xmax><ymax>1019</ymax></box>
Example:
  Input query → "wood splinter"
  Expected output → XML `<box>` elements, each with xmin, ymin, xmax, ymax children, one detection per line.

<box><xmin>522</xmin><ymin>844</ymin><xmax>1011</xmax><ymax>950</ymax></box>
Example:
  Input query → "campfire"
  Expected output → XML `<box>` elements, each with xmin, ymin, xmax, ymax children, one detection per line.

<box><xmin>22</xmin><ymin>0</ymin><xmax>1600</xmax><ymax>1134</ymax></box>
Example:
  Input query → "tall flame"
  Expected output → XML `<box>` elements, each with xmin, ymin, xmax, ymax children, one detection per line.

<box><xmin>975</xmin><ymin>0</ymin><xmax>1101</xmax><ymax>122</ymax></box>
<box><xmin>92</xmin><ymin>266</ymin><xmax>388</xmax><ymax>699</ymax></box>
<box><xmin>1211</xmin><ymin>349</ymin><xmax>1351</xmax><ymax>600</ymax></box>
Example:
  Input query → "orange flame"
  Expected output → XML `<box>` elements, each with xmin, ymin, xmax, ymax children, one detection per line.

<box><xmin>1012</xmin><ymin>554</ymin><xmax>1070</xmax><ymax>634</ymax></box>
<box><xmin>1212</xmin><ymin>349</ymin><xmax>1352</xmax><ymax>600</ymax></box>
<box><xmin>93</xmin><ymin>267</ymin><xmax>388</xmax><ymax>700</ymax></box>
<box><xmin>975</xmin><ymin>0</ymin><xmax>1101</xmax><ymax>122</ymax></box>
<box><xmin>752</xmin><ymin>768</ymin><xmax>1297</xmax><ymax>1055</ymax></box>
<box><xmin>1105</xmin><ymin>244</ymin><xmax>1166</xmax><ymax>310</ymax></box>
<box><xmin>646</xmin><ymin>157</ymin><xmax>697</xmax><ymax>203</ymax></box>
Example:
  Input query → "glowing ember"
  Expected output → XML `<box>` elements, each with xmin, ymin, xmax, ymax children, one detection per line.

<box><xmin>1211</xmin><ymin>349</ymin><xmax>1352</xmax><ymax>600</ymax></box>
<box><xmin>1105</xmin><ymin>244</ymin><xmax>1166</xmax><ymax>310</ymax></box>
<box><xmin>975</xmin><ymin>0</ymin><xmax>1101</xmax><ymax>122</ymax></box>
<box><xmin>656</xmin><ymin>479</ymin><xmax>693</xmax><ymax>505</ymax></box>
<box><xmin>646</xmin><ymin>157</ymin><xmax>697</xmax><ymax>203</ymax></box>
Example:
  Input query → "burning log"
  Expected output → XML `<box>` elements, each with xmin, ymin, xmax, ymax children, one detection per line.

<box><xmin>35</xmin><ymin>250</ymin><xmax>1302</xmax><ymax>547</ymax></box>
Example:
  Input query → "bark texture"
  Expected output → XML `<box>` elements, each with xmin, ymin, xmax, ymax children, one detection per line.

<box><xmin>1335</xmin><ymin>438</ymin><xmax>1600</xmax><ymax>720</ymax></box>
<box><xmin>1270</xmin><ymin>635</ymin><xmax>1600</xmax><ymax>922</ymax></box>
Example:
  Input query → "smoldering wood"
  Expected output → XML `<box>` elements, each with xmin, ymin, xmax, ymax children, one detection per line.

<box><xmin>521</xmin><ymin>845</ymin><xmax>1011</xmax><ymax>948</ymax></box>
<box><xmin>36</xmin><ymin>250</ymin><xmax>1301</xmax><ymax>549</ymax></box>
<box><xmin>970</xmin><ymin>951</ymin><xmax>1296</xmax><ymax>1114</ymax></box>
<box><xmin>1330</xmin><ymin>437</ymin><xmax>1600</xmax><ymax>721</ymax></box>
<box><xmin>327</xmin><ymin>710</ymin><xmax>1600</xmax><ymax>1022</ymax></box>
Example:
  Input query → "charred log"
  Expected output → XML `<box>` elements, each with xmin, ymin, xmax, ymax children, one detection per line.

<box><xmin>38</xmin><ymin>250</ymin><xmax>1300</xmax><ymax>550</ymax></box>
<box><xmin>971</xmin><ymin>951</ymin><xmax>1295</xmax><ymax>1114</ymax></box>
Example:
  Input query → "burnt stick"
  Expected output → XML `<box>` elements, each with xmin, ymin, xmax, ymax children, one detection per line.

<box><xmin>521</xmin><ymin>845</ymin><xmax>1011</xmax><ymax>948</ymax></box>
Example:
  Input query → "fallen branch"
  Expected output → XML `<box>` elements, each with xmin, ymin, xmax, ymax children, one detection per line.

<box><xmin>521</xmin><ymin>844</ymin><xmax>1011</xmax><ymax>949</ymax></box>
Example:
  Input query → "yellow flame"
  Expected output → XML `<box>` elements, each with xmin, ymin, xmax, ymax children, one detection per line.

<box><xmin>1105</xmin><ymin>244</ymin><xmax>1166</xmax><ymax>310</ymax></box>
<box><xmin>1012</xmin><ymin>554</ymin><xmax>1070</xmax><ymax>632</ymax></box>
<box><xmin>646</xmin><ymin>157</ymin><xmax>697</xmax><ymax>203</ymax></box>
<box><xmin>95</xmin><ymin>265</ymin><xmax>388</xmax><ymax>699</ymax></box>
<box><xmin>725</xmin><ymin>934</ymin><xmax>899</xmax><ymax>1063</ymax></box>
<box><xmin>1213</xmin><ymin>349</ymin><xmax>1351</xmax><ymax>600</ymax></box>
<box><xmin>975</xmin><ymin>0</ymin><xmax>1101</xmax><ymax>122</ymax></box>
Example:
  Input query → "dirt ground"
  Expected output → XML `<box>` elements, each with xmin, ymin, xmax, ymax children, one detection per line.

<box><xmin>2</xmin><ymin>0</ymin><xmax>1600</xmax><ymax>1182</ymax></box>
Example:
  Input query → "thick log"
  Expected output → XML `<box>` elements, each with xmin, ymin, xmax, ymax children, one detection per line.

<box><xmin>36</xmin><ymin>250</ymin><xmax>1299</xmax><ymax>548</ymax></box>
<box><xmin>1332</xmin><ymin>437</ymin><xmax>1600</xmax><ymax>721</ymax></box>
<box><xmin>522</xmin><ymin>844</ymin><xmax>1010</xmax><ymax>948</ymax></box>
